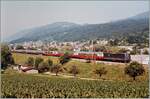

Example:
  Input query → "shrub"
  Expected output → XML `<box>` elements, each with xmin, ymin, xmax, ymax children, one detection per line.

<box><xmin>26</xmin><ymin>57</ymin><xmax>34</xmax><ymax>66</ymax></box>
<box><xmin>86</xmin><ymin>58</ymin><xmax>91</xmax><ymax>63</ymax></box>
<box><xmin>1</xmin><ymin>44</ymin><xmax>15</xmax><ymax>69</ymax></box>
<box><xmin>34</xmin><ymin>57</ymin><xmax>44</xmax><ymax>69</ymax></box>
<box><xmin>46</xmin><ymin>59</ymin><xmax>53</xmax><ymax>66</ymax></box>
<box><xmin>124</xmin><ymin>61</ymin><xmax>145</xmax><ymax>80</ymax></box>
<box><xmin>15</xmin><ymin>45</ymin><xmax>24</xmax><ymax>50</ymax></box>
<box><xmin>117</xmin><ymin>48</ymin><xmax>129</xmax><ymax>53</ymax></box>
<box><xmin>59</xmin><ymin>52</ymin><xmax>70</xmax><ymax>65</ymax></box>
<box><xmin>38</xmin><ymin>62</ymin><xmax>49</xmax><ymax>73</ymax></box>
<box><xmin>130</xmin><ymin>46</ymin><xmax>140</xmax><ymax>55</ymax></box>
<box><xmin>94</xmin><ymin>67</ymin><xmax>107</xmax><ymax>77</ymax></box>
<box><xmin>143</xmin><ymin>49</ymin><xmax>149</xmax><ymax>55</ymax></box>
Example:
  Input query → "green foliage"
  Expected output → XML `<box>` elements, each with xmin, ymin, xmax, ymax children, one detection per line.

<box><xmin>125</xmin><ymin>61</ymin><xmax>145</xmax><ymax>80</ymax></box>
<box><xmin>1</xmin><ymin>74</ymin><xmax>149</xmax><ymax>98</ymax></box>
<box><xmin>69</xmin><ymin>65</ymin><xmax>79</xmax><ymax>77</ymax></box>
<box><xmin>94</xmin><ymin>45</ymin><xmax>107</xmax><ymax>52</ymax></box>
<box><xmin>15</xmin><ymin>45</ymin><xmax>24</xmax><ymax>50</ymax></box>
<box><xmin>59</xmin><ymin>52</ymin><xmax>70</xmax><ymax>65</ymax></box>
<box><xmin>46</xmin><ymin>59</ymin><xmax>53</xmax><ymax>67</ymax></box>
<box><xmin>38</xmin><ymin>61</ymin><xmax>50</xmax><ymax>73</ymax></box>
<box><xmin>34</xmin><ymin>57</ymin><xmax>44</xmax><ymax>69</ymax></box>
<box><xmin>37</xmin><ymin>59</ymin><xmax>53</xmax><ymax>73</ymax></box>
<box><xmin>108</xmin><ymin>39</ymin><xmax>119</xmax><ymax>46</ymax></box>
<box><xmin>1</xmin><ymin>44</ymin><xmax>15</xmax><ymax>69</ymax></box>
<box><xmin>26</xmin><ymin>57</ymin><xmax>34</xmax><ymax>66</ymax></box>
<box><xmin>49</xmin><ymin>47</ymin><xmax>58</xmax><ymax>51</ymax></box>
<box><xmin>94</xmin><ymin>67</ymin><xmax>107</xmax><ymax>77</ymax></box>
<box><xmin>130</xmin><ymin>46</ymin><xmax>140</xmax><ymax>55</ymax></box>
<box><xmin>117</xmin><ymin>48</ymin><xmax>129</xmax><ymax>53</ymax></box>
<box><xmin>1</xmin><ymin>70</ymin><xmax>5</xmax><ymax>74</ymax></box>
<box><xmin>143</xmin><ymin>49</ymin><xmax>149</xmax><ymax>55</ymax></box>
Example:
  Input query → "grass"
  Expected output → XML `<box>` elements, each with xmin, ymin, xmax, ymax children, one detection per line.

<box><xmin>12</xmin><ymin>53</ymin><xmax>149</xmax><ymax>81</ymax></box>
<box><xmin>12</xmin><ymin>53</ymin><xmax>59</xmax><ymax>64</ymax></box>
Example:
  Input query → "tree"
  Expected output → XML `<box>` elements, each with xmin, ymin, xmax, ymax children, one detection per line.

<box><xmin>94</xmin><ymin>45</ymin><xmax>107</xmax><ymax>52</ymax></box>
<box><xmin>26</xmin><ymin>57</ymin><xmax>34</xmax><ymax>66</ymax></box>
<box><xmin>124</xmin><ymin>61</ymin><xmax>145</xmax><ymax>80</ymax></box>
<box><xmin>34</xmin><ymin>57</ymin><xmax>44</xmax><ymax>69</ymax></box>
<box><xmin>15</xmin><ymin>45</ymin><xmax>24</xmax><ymax>50</ymax></box>
<box><xmin>94</xmin><ymin>67</ymin><xmax>107</xmax><ymax>77</ymax></box>
<box><xmin>38</xmin><ymin>61</ymin><xmax>49</xmax><ymax>73</ymax></box>
<box><xmin>130</xmin><ymin>46</ymin><xmax>140</xmax><ymax>55</ymax></box>
<box><xmin>50</xmin><ymin>65</ymin><xmax>62</xmax><ymax>76</ymax></box>
<box><xmin>59</xmin><ymin>52</ymin><xmax>71</xmax><ymax>65</ymax></box>
<box><xmin>117</xmin><ymin>48</ymin><xmax>129</xmax><ymax>53</ymax></box>
<box><xmin>1</xmin><ymin>44</ymin><xmax>15</xmax><ymax>69</ymax></box>
<box><xmin>69</xmin><ymin>65</ymin><xmax>79</xmax><ymax>77</ymax></box>
<box><xmin>143</xmin><ymin>49</ymin><xmax>149</xmax><ymax>55</ymax></box>
<box><xmin>47</xmin><ymin>59</ymin><xmax>53</xmax><ymax>66</ymax></box>
<box><xmin>108</xmin><ymin>39</ymin><xmax>119</xmax><ymax>46</ymax></box>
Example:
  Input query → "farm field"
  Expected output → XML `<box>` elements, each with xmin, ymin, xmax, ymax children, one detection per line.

<box><xmin>1</xmin><ymin>73</ymin><xmax>149</xmax><ymax>98</ymax></box>
<box><xmin>12</xmin><ymin>53</ymin><xmax>149</xmax><ymax>81</ymax></box>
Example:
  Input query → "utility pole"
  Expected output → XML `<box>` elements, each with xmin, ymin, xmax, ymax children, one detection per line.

<box><xmin>92</xmin><ymin>40</ymin><xmax>94</xmax><ymax>63</ymax></box>
<box><xmin>92</xmin><ymin>40</ymin><xmax>96</xmax><ymax>65</ymax></box>
<box><xmin>140</xmin><ymin>49</ymin><xmax>143</xmax><ymax>64</ymax></box>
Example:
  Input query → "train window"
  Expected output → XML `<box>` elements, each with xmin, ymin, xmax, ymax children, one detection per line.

<box><xmin>97</xmin><ymin>53</ymin><xmax>104</xmax><ymax>56</ymax></box>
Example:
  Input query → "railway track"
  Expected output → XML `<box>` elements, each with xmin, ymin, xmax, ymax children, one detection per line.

<box><xmin>12</xmin><ymin>52</ymin><xmax>127</xmax><ymax>65</ymax></box>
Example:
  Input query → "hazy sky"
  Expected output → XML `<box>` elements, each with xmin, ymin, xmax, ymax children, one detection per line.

<box><xmin>1</xmin><ymin>1</ymin><xmax>149</xmax><ymax>40</ymax></box>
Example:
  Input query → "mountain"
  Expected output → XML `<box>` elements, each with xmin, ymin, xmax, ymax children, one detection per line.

<box><xmin>9</xmin><ymin>11</ymin><xmax>149</xmax><ymax>43</ymax></box>
<box><xmin>129</xmin><ymin>11</ymin><xmax>149</xmax><ymax>20</ymax></box>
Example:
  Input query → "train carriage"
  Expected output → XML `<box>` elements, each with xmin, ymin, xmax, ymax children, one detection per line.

<box><xmin>103</xmin><ymin>53</ymin><xmax>131</xmax><ymax>63</ymax></box>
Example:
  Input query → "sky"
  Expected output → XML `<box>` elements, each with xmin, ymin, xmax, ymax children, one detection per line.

<box><xmin>1</xmin><ymin>1</ymin><xmax>149</xmax><ymax>40</ymax></box>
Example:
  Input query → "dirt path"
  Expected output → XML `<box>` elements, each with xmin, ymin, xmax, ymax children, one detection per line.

<box><xmin>36</xmin><ymin>72</ymin><xmax>112</xmax><ymax>81</ymax></box>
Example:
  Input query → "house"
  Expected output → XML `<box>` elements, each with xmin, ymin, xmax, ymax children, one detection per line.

<box><xmin>118</xmin><ymin>46</ymin><xmax>133</xmax><ymax>51</ymax></box>
<box><xmin>19</xmin><ymin>65</ymin><xmax>38</xmax><ymax>74</ymax></box>
<box><xmin>131</xmin><ymin>55</ymin><xmax>149</xmax><ymax>64</ymax></box>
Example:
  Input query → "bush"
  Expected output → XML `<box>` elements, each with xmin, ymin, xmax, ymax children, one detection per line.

<box><xmin>34</xmin><ymin>57</ymin><xmax>44</xmax><ymax>69</ymax></box>
<box><xmin>1</xmin><ymin>44</ymin><xmax>15</xmax><ymax>69</ymax></box>
<box><xmin>38</xmin><ymin>62</ymin><xmax>50</xmax><ymax>73</ymax></box>
<box><xmin>26</xmin><ymin>57</ymin><xmax>34</xmax><ymax>66</ymax></box>
<box><xmin>47</xmin><ymin>59</ymin><xmax>53</xmax><ymax>66</ymax></box>
<box><xmin>86</xmin><ymin>59</ymin><xmax>91</xmax><ymax>63</ymax></box>
<box><xmin>124</xmin><ymin>61</ymin><xmax>145</xmax><ymax>80</ymax></box>
<box><xmin>15</xmin><ymin>45</ymin><xmax>24</xmax><ymax>50</ymax></box>
<box><xmin>94</xmin><ymin>45</ymin><xmax>107</xmax><ymax>52</ymax></box>
<box><xmin>1</xmin><ymin>69</ymin><xmax>5</xmax><ymax>74</ymax></box>
<box><xmin>69</xmin><ymin>65</ymin><xmax>79</xmax><ymax>77</ymax></box>
<box><xmin>117</xmin><ymin>48</ymin><xmax>129</xmax><ymax>53</ymax></box>
<box><xmin>143</xmin><ymin>49</ymin><xmax>149</xmax><ymax>55</ymax></box>
<box><xmin>59</xmin><ymin>52</ymin><xmax>70</xmax><ymax>65</ymax></box>
<box><xmin>94</xmin><ymin>67</ymin><xmax>107</xmax><ymax>77</ymax></box>
<box><xmin>130</xmin><ymin>46</ymin><xmax>140</xmax><ymax>55</ymax></box>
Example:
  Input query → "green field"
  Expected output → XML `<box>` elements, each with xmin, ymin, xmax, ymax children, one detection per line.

<box><xmin>12</xmin><ymin>53</ymin><xmax>149</xmax><ymax>81</ymax></box>
<box><xmin>1</xmin><ymin>53</ymin><xmax>149</xmax><ymax>98</ymax></box>
<box><xmin>1</xmin><ymin>73</ymin><xmax>149</xmax><ymax>98</ymax></box>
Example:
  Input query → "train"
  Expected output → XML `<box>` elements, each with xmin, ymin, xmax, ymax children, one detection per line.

<box><xmin>11</xmin><ymin>50</ymin><xmax>131</xmax><ymax>63</ymax></box>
